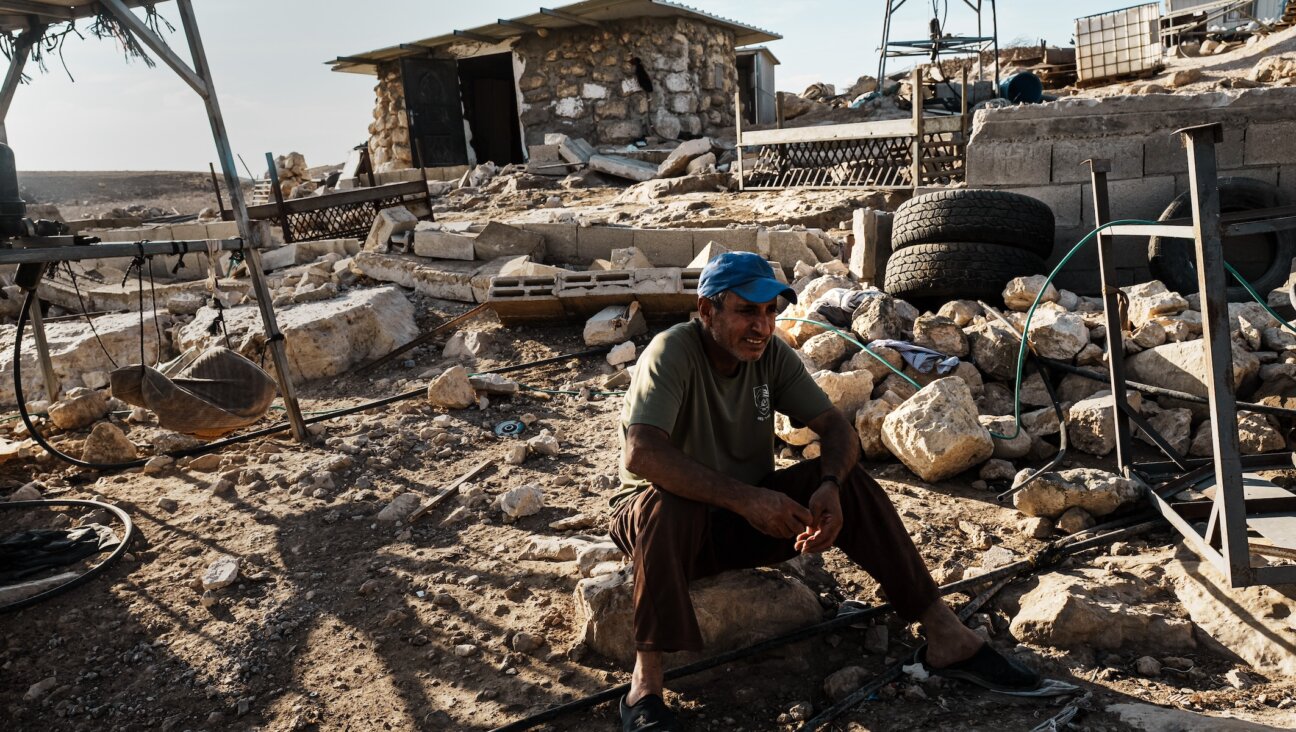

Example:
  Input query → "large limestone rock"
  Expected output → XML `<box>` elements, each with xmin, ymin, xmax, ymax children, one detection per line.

<box><xmin>427</xmin><ymin>366</ymin><xmax>477</xmax><ymax>409</ymax></box>
<box><xmin>801</xmin><ymin>331</ymin><xmax>851</xmax><ymax>371</ymax></box>
<box><xmin>813</xmin><ymin>369</ymin><xmax>874</xmax><ymax>416</ymax></box>
<box><xmin>967</xmin><ymin>321</ymin><xmax>1021</xmax><ymax>380</ymax></box>
<box><xmin>1135</xmin><ymin>406</ymin><xmax>1193</xmax><ymax>455</ymax></box>
<box><xmin>48</xmin><ymin>388</ymin><xmax>110</xmax><ymax>430</ymax></box>
<box><xmin>881</xmin><ymin>378</ymin><xmax>993</xmax><ymax>482</ymax></box>
<box><xmin>912</xmin><ymin>314</ymin><xmax>967</xmax><ymax>357</ymax></box>
<box><xmin>177</xmin><ymin>286</ymin><xmax>418</xmax><ymax>385</ymax></box>
<box><xmin>1009</xmin><ymin>569</ymin><xmax>1195</xmax><ymax>652</ymax></box>
<box><xmin>1012</xmin><ymin>468</ymin><xmax>1142</xmax><ymax>518</ymax></box>
<box><xmin>1127</xmin><ymin>340</ymin><xmax>1259</xmax><ymax>415</ymax></box>
<box><xmin>1166</xmin><ymin>552</ymin><xmax>1296</xmax><ymax>676</ymax></box>
<box><xmin>574</xmin><ymin>567</ymin><xmax>822</xmax><ymax>667</ymax></box>
<box><xmin>1027</xmin><ymin>309</ymin><xmax>1089</xmax><ymax>360</ymax></box>
<box><xmin>80</xmin><ymin>422</ymin><xmax>138</xmax><ymax>464</ymax></box>
<box><xmin>0</xmin><ymin>312</ymin><xmax>169</xmax><ymax>407</ymax></box>
<box><xmin>1003</xmin><ymin>275</ymin><xmax>1058</xmax><ymax>312</ymax></box>
<box><xmin>1126</xmin><ymin>282</ymin><xmax>1188</xmax><ymax>329</ymax></box>
<box><xmin>775</xmin><ymin>412</ymin><xmax>817</xmax><ymax>446</ymax></box>
<box><xmin>1238</xmin><ymin>411</ymin><xmax>1286</xmax><ymax>453</ymax></box>
<box><xmin>363</xmin><ymin>206</ymin><xmax>418</xmax><ymax>252</ymax></box>
<box><xmin>843</xmin><ymin>345</ymin><xmax>904</xmax><ymax>383</ymax></box>
<box><xmin>584</xmin><ymin>303</ymin><xmax>647</xmax><ymax>347</ymax></box>
<box><xmin>979</xmin><ymin>415</ymin><xmax>1032</xmax><ymax>459</ymax></box>
<box><xmin>854</xmin><ymin>399</ymin><xmax>894</xmax><ymax>460</ymax></box>
<box><xmin>656</xmin><ymin>137</ymin><xmax>713</xmax><ymax>178</ymax></box>
<box><xmin>1066</xmin><ymin>393</ymin><xmax>1138</xmax><ymax>457</ymax></box>
<box><xmin>850</xmin><ymin>293</ymin><xmax>902</xmax><ymax>343</ymax></box>
<box><xmin>473</xmin><ymin>221</ymin><xmax>546</xmax><ymax>260</ymax></box>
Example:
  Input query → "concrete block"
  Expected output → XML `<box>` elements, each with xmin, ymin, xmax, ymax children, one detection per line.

<box><xmin>632</xmin><ymin>228</ymin><xmax>696</xmax><ymax>267</ymax></box>
<box><xmin>965</xmin><ymin>140</ymin><xmax>1052</xmax><ymax>186</ymax></box>
<box><xmin>849</xmin><ymin>209</ymin><xmax>893</xmax><ymax>284</ymax></box>
<box><xmin>488</xmin><ymin>274</ymin><xmax>564</xmax><ymax>325</ymax></box>
<box><xmin>412</xmin><ymin>229</ymin><xmax>476</xmax><ymax>260</ymax></box>
<box><xmin>528</xmin><ymin>144</ymin><xmax>561</xmax><ymax>163</ymax></box>
<box><xmin>578</xmin><ymin>226</ymin><xmax>636</xmax><ymax>262</ymax></box>
<box><xmin>559</xmin><ymin>136</ymin><xmax>597</xmax><ymax>165</ymax></box>
<box><xmin>1051</xmin><ymin>139</ymin><xmax>1143</xmax><ymax>183</ymax></box>
<box><xmin>584</xmin><ymin>302</ymin><xmax>647</xmax><ymax>346</ymax></box>
<box><xmin>999</xmin><ymin>184</ymin><xmax>1084</xmax><ymax>228</ymax></box>
<box><xmin>1246</xmin><ymin>122</ymin><xmax>1296</xmax><ymax>166</ymax></box>
<box><xmin>498</xmin><ymin>256</ymin><xmax>569</xmax><ymax>277</ymax></box>
<box><xmin>363</xmin><ymin>206</ymin><xmax>418</xmax><ymax>252</ymax></box>
<box><xmin>690</xmin><ymin>227</ymin><xmax>759</xmax><ymax>254</ymax></box>
<box><xmin>610</xmin><ymin>247</ymin><xmax>655</xmax><ymax>269</ymax></box>
<box><xmin>1081</xmin><ymin>176</ymin><xmax>1177</xmax><ymax>230</ymax></box>
<box><xmin>1146</xmin><ymin>125</ymin><xmax>1244</xmax><ymax>175</ymax></box>
<box><xmin>766</xmin><ymin>231</ymin><xmax>819</xmax><ymax>270</ymax></box>
<box><xmin>471</xmin><ymin>257</ymin><xmax>514</xmax><ymax>303</ymax></box>
<box><xmin>169</xmin><ymin>222</ymin><xmax>209</xmax><ymax>241</ymax></box>
<box><xmin>350</xmin><ymin>251</ymin><xmax>477</xmax><ymax>302</ymax></box>
<box><xmin>557</xmin><ymin>270</ymin><xmax>637</xmax><ymax>316</ymax></box>
<box><xmin>688</xmin><ymin>241</ymin><xmax>730</xmax><ymax>269</ymax></box>
<box><xmin>473</xmin><ymin>221</ymin><xmax>546</xmax><ymax>260</ymax></box>
<box><xmin>589</xmin><ymin>154</ymin><xmax>658</xmax><ymax>182</ymax></box>
<box><xmin>518</xmin><ymin>223</ymin><xmax>580</xmax><ymax>263</ymax></box>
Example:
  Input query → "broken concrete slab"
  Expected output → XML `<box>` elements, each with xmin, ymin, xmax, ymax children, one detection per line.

<box><xmin>657</xmin><ymin>137</ymin><xmax>713</xmax><ymax>178</ymax></box>
<box><xmin>363</xmin><ymin>206</ymin><xmax>418</xmax><ymax>252</ymax></box>
<box><xmin>177</xmin><ymin>285</ymin><xmax>417</xmax><ymax>385</ymax></box>
<box><xmin>351</xmin><ymin>251</ymin><xmax>507</xmax><ymax>303</ymax></box>
<box><xmin>557</xmin><ymin>136</ymin><xmax>596</xmax><ymax>165</ymax></box>
<box><xmin>688</xmin><ymin>241</ymin><xmax>730</xmax><ymax>269</ymax></box>
<box><xmin>610</xmin><ymin>247</ymin><xmax>655</xmax><ymax>269</ymax></box>
<box><xmin>497</xmin><ymin>256</ymin><xmax>568</xmax><ymax>278</ymax></box>
<box><xmin>260</xmin><ymin>239</ymin><xmax>360</xmax><ymax>272</ymax></box>
<box><xmin>584</xmin><ymin>302</ymin><xmax>646</xmax><ymax>346</ymax></box>
<box><xmin>1013</xmin><ymin>468</ymin><xmax>1143</xmax><ymax>519</ymax></box>
<box><xmin>589</xmin><ymin>154</ymin><xmax>659</xmax><ymax>182</ymax></box>
<box><xmin>473</xmin><ymin>221</ymin><xmax>546</xmax><ymax>261</ymax></box>
<box><xmin>412</xmin><ymin>229</ymin><xmax>476</xmax><ymax>261</ymax></box>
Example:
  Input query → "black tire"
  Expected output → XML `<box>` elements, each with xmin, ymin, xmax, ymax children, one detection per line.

<box><xmin>884</xmin><ymin>241</ymin><xmax>1046</xmax><ymax>303</ymax></box>
<box><xmin>891</xmin><ymin>189</ymin><xmax>1056</xmax><ymax>258</ymax></box>
<box><xmin>1149</xmin><ymin>177</ymin><xmax>1296</xmax><ymax>301</ymax></box>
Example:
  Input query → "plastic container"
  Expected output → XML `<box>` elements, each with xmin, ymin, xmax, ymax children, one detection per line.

<box><xmin>998</xmin><ymin>72</ymin><xmax>1044</xmax><ymax>104</ymax></box>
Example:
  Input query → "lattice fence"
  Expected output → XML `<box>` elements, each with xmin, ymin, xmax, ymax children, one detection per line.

<box><xmin>740</xmin><ymin>130</ymin><xmax>965</xmax><ymax>190</ymax></box>
<box><xmin>279</xmin><ymin>195</ymin><xmax>413</xmax><ymax>243</ymax></box>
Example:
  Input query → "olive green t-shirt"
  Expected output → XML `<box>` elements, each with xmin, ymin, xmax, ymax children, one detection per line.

<box><xmin>616</xmin><ymin>320</ymin><xmax>834</xmax><ymax>503</ymax></box>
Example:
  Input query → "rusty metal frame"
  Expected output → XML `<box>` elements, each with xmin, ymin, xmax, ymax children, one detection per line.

<box><xmin>0</xmin><ymin>0</ymin><xmax>308</xmax><ymax>441</ymax></box>
<box><xmin>1089</xmin><ymin>122</ymin><xmax>1296</xmax><ymax>588</ymax></box>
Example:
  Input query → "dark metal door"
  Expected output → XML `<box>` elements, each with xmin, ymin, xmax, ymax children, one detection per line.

<box><xmin>401</xmin><ymin>58</ymin><xmax>467</xmax><ymax>167</ymax></box>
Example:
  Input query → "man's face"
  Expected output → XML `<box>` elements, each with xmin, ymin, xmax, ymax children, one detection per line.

<box><xmin>700</xmin><ymin>291</ymin><xmax>779</xmax><ymax>363</ymax></box>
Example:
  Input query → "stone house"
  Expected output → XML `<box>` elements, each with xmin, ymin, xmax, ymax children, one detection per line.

<box><xmin>329</xmin><ymin>0</ymin><xmax>779</xmax><ymax>172</ymax></box>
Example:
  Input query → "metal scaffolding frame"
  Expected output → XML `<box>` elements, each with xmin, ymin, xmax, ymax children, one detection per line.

<box><xmin>0</xmin><ymin>0</ymin><xmax>307</xmax><ymax>441</ymax></box>
<box><xmin>877</xmin><ymin>0</ymin><xmax>1000</xmax><ymax>94</ymax></box>
<box><xmin>1088</xmin><ymin>122</ymin><xmax>1296</xmax><ymax>588</ymax></box>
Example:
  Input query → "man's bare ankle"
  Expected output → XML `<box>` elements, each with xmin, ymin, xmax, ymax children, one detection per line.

<box><xmin>626</xmin><ymin>685</ymin><xmax>658</xmax><ymax>707</ymax></box>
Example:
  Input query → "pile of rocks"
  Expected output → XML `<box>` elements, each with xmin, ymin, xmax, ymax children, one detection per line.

<box><xmin>775</xmin><ymin>270</ymin><xmax>1296</xmax><ymax>533</ymax></box>
<box><xmin>273</xmin><ymin>152</ymin><xmax>314</xmax><ymax>199</ymax></box>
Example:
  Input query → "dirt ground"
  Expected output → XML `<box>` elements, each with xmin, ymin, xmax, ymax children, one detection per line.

<box><xmin>17</xmin><ymin>170</ymin><xmax>239</xmax><ymax>221</ymax></box>
<box><xmin>5</xmin><ymin>173</ymin><xmax>1296</xmax><ymax>732</ymax></box>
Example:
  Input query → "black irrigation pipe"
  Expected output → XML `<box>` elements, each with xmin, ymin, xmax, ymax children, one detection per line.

<box><xmin>1038</xmin><ymin>357</ymin><xmax>1296</xmax><ymax>420</ymax></box>
<box><xmin>13</xmin><ymin>288</ymin><xmax>607</xmax><ymax>471</ymax></box>
<box><xmin>489</xmin><ymin>516</ymin><xmax>1164</xmax><ymax>732</ymax></box>
<box><xmin>800</xmin><ymin>576</ymin><xmax>1013</xmax><ymax>731</ymax></box>
<box><xmin>0</xmin><ymin>499</ymin><xmax>136</xmax><ymax>614</ymax></box>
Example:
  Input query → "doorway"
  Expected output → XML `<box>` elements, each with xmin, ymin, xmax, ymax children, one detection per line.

<box><xmin>457</xmin><ymin>53</ymin><xmax>524</xmax><ymax>167</ymax></box>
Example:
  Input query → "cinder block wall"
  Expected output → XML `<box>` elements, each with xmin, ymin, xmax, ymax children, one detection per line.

<box><xmin>965</xmin><ymin>87</ymin><xmax>1296</xmax><ymax>294</ymax></box>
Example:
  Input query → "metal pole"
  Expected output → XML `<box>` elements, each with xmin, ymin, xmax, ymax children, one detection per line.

<box><xmin>991</xmin><ymin>0</ymin><xmax>1001</xmax><ymax>96</ymax></box>
<box><xmin>265</xmin><ymin>152</ymin><xmax>292</xmax><ymax>244</ymax></box>
<box><xmin>208</xmin><ymin>162</ymin><xmax>226</xmax><ymax>218</ymax></box>
<box><xmin>911</xmin><ymin>66</ymin><xmax>924</xmax><ymax>189</ymax></box>
<box><xmin>734</xmin><ymin>91</ymin><xmax>745</xmax><ymax>192</ymax></box>
<box><xmin>26</xmin><ymin>293</ymin><xmax>59</xmax><ymax>403</ymax></box>
<box><xmin>1181</xmin><ymin>122</ymin><xmax>1251</xmax><ymax>587</ymax></box>
<box><xmin>878</xmin><ymin>0</ymin><xmax>895</xmax><ymax>90</ymax></box>
<box><xmin>1085</xmin><ymin>159</ymin><xmax>1134</xmax><ymax>476</ymax></box>
<box><xmin>174</xmin><ymin>0</ymin><xmax>308</xmax><ymax>442</ymax></box>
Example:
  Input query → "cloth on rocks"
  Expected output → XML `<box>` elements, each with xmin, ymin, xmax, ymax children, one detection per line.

<box><xmin>110</xmin><ymin>347</ymin><xmax>277</xmax><ymax>439</ymax></box>
<box><xmin>0</xmin><ymin>525</ymin><xmax>120</xmax><ymax>582</ymax></box>
<box><xmin>869</xmin><ymin>339</ymin><xmax>960</xmax><ymax>374</ymax></box>
<box><xmin>807</xmin><ymin>288</ymin><xmax>872</xmax><ymax>328</ymax></box>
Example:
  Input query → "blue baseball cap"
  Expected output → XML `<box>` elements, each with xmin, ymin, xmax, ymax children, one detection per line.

<box><xmin>698</xmin><ymin>252</ymin><xmax>796</xmax><ymax>304</ymax></box>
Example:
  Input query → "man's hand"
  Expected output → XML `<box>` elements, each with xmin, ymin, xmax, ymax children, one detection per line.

<box><xmin>796</xmin><ymin>482</ymin><xmax>842</xmax><ymax>554</ymax></box>
<box><xmin>743</xmin><ymin>487</ymin><xmax>814</xmax><ymax>539</ymax></box>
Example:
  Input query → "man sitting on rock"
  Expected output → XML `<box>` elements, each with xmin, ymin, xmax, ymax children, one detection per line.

<box><xmin>610</xmin><ymin>252</ymin><xmax>1041</xmax><ymax>731</ymax></box>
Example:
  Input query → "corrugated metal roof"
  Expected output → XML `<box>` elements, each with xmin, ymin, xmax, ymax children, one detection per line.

<box><xmin>328</xmin><ymin>0</ymin><xmax>781</xmax><ymax>75</ymax></box>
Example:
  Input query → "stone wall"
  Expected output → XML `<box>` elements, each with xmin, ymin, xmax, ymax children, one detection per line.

<box><xmin>366</xmin><ymin>16</ymin><xmax>738</xmax><ymax>171</ymax></box>
<box><xmin>965</xmin><ymin>87</ymin><xmax>1296</xmax><ymax>293</ymax></box>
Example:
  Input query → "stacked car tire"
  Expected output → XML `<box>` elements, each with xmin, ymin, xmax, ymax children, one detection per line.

<box><xmin>884</xmin><ymin>189</ymin><xmax>1055</xmax><ymax>304</ymax></box>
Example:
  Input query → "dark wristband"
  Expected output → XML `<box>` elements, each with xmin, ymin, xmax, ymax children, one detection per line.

<box><xmin>820</xmin><ymin>474</ymin><xmax>841</xmax><ymax>489</ymax></box>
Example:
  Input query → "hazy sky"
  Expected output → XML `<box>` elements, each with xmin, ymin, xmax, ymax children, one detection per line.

<box><xmin>7</xmin><ymin>0</ymin><xmax>1129</xmax><ymax>171</ymax></box>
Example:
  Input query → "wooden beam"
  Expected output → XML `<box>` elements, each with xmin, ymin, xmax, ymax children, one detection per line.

<box><xmin>540</xmin><ymin>7</ymin><xmax>601</xmax><ymax>27</ymax></box>
<box><xmin>100</xmin><ymin>0</ymin><xmax>208</xmax><ymax>98</ymax></box>
<box><xmin>0</xmin><ymin>21</ymin><xmax>44</xmax><ymax>143</ymax></box>
<box><xmin>452</xmin><ymin>29</ymin><xmax>499</xmax><ymax>44</ymax></box>
<box><xmin>0</xmin><ymin>1</ymin><xmax>72</xmax><ymax>20</ymax></box>
<box><xmin>738</xmin><ymin>115</ymin><xmax>963</xmax><ymax>147</ymax></box>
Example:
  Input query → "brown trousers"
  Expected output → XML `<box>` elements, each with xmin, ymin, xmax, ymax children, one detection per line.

<box><xmin>609</xmin><ymin>459</ymin><xmax>941</xmax><ymax>653</ymax></box>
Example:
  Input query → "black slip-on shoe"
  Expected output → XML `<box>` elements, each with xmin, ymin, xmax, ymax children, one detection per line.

<box><xmin>918</xmin><ymin>643</ymin><xmax>1043</xmax><ymax>693</ymax></box>
<box><xmin>620</xmin><ymin>693</ymin><xmax>682</xmax><ymax>732</ymax></box>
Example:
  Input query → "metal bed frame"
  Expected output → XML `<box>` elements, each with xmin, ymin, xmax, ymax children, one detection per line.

<box><xmin>1089</xmin><ymin>122</ymin><xmax>1296</xmax><ymax>588</ymax></box>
